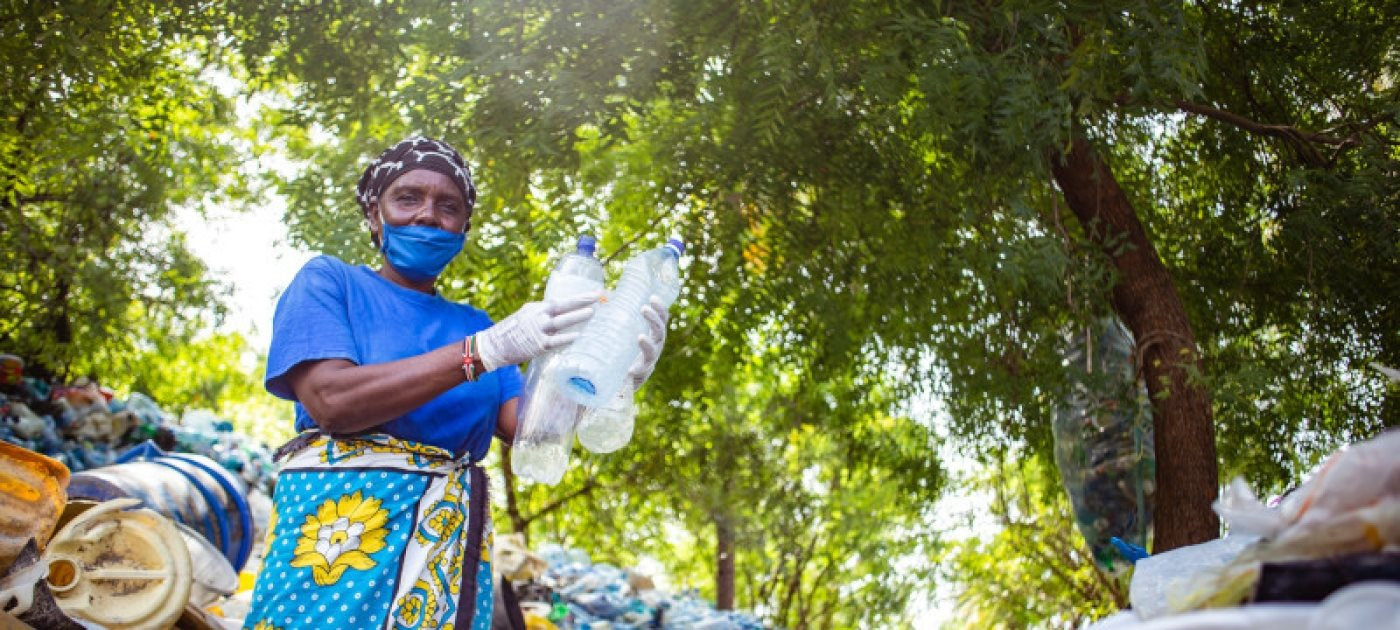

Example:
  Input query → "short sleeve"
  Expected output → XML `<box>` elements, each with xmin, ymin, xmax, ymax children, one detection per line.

<box><xmin>265</xmin><ymin>256</ymin><xmax>360</xmax><ymax>400</ymax></box>
<box><xmin>496</xmin><ymin>364</ymin><xmax>523</xmax><ymax>402</ymax></box>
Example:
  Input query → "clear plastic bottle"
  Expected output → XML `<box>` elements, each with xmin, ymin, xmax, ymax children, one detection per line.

<box><xmin>555</xmin><ymin>238</ymin><xmax>684</xmax><ymax>409</ymax></box>
<box><xmin>511</xmin><ymin>353</ymin><xmax>575</xmax><ymax>485</ymax></box>
<box><xmin>575</xmin><ymin>379</ymin><xmax>637</xmax><ymax>453</ymax></box>
<box><xmin>511</xmin><ymin>236</ymin><xmax>605</xmax><ymax>485</ymax></box>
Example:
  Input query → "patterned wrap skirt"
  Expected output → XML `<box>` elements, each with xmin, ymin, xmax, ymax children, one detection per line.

<box><xmin>243</xmin><ymin>432</ymin><xmax>493</xmax><ymax>630</ymax></box>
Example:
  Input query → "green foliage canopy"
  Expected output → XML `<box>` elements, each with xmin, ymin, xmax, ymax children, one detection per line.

<box><xmin>0</xmin><ymin>1</ymin><xmax>247</xmax><ymax>376</ymax></box>
<box><xmin>4</xmin><ymin>0</ymin><xmax>1396</xmax><ymax>625</ymax></box>
<box><xmin>218</xmin><ymin>0</ymin><xmax>1396</xmax><ymax>621</ymax></box>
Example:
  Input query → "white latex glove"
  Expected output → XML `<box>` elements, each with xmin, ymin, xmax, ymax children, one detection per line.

<box><xmin>626</xmin><ymin>296</ymin><xmax>670</xmax><ymax>389</ymax></box>
<box><xmin>477</xmin><ymin>293</ymin><xmax>599</xmax><ymax>372</ymax></box>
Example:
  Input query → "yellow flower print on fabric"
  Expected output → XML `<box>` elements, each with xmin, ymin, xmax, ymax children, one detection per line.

<box><xmin>448</xmin><ymin>552</ymin><xmax>463</xmax><ymax>596</ymax></box>
<box><xmin>252</xmin><ymin>620</ymin><xmax>285</xmax><ymax>630</ymax></box>
<box><xmin>290</xmin><ymin>491</ymin><xmax>390</xmax><ymax>585</ymax></box>
<box><xmin>396</xmin><ymin>590</ymin><xmax>426</xmax><ymax>627</ymax></box>
<box><xmin>424</xmin><ymin>507</ymin><xmax>461</xmax><ymax>542</ymax></box>
<box><xmin>319</xmin><ymin>434</ymin><xmax>452</xmax><ymax>468</ymax></box>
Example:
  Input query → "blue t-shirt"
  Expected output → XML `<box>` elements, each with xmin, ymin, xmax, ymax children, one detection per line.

<box><xmin>265</xmin><ymin>255</ymin><xmax>522</xmax><ymax>461</ymax></box>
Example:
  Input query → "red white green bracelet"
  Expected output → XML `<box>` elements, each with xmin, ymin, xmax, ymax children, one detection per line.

<box><xmin>462</xmin><ymin>335</ymin><xmax>486</xmax><ymax>382</ymax></box>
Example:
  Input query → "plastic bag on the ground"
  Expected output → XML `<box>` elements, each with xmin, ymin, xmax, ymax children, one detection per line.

<box><xmin>1095</xmin><ymin>581</ymin><xmax>1400</xmax><ymax>630</ymax></box>
<box><xmin>1053</xmin><ymin>317</ymin><xmax>1155</xmax><ymax>574</ymax></box>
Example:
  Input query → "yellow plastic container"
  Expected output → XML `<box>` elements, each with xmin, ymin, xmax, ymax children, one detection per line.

<box><xmin>0</xmin><ymin>442</ymin><xmax>69</xmax><ymax>571</ymax></box>
<box><xmin>41</xmin><ymin>497</ymin><xmax>191</xmax><ymax>629</ymax></box>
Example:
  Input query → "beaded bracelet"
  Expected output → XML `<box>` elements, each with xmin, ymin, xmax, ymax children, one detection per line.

<box><xmin>462</xmin><ymin>335</ymin><xmax>486</xmax><ymax>382</ymax></box>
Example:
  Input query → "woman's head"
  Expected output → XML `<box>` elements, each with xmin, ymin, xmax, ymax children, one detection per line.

<box><xmin>356</xmin><ymin>136</ymin><xmax>477</xmax><ymax>283</ymax></box>
<box><xmin>356</xmin><ymin>136</ymin><xmax>477</xmax><ymax>247</ymax></box>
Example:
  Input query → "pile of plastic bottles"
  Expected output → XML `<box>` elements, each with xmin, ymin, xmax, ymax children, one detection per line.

<box><xmin>521</xmin><ymin>544</ymin><xmax>765</xmax><ymax>630</ymax></box>
<box><xmin>0</xmin><ymin>355</ymin><xmax>277</xmax><ymax>494</ymax></box>
<box><xmin>166</xmin><ymin>408</ymin><xmax>278</xmax><ymax>495</ymax></box>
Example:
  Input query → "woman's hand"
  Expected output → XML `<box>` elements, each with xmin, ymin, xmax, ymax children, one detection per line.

<box><xmin>626</xmin><ymin>296</ymin><xmax>670</xmax><ymax>389</ymax></box>
<box><xmin>476</xmin><ymin>293</ymin><xmax>599</xmax><ymax>371</ymax></box>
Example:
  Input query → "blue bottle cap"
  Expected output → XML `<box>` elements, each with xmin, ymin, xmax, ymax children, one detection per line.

<box><xmin>577</xmin><ymin>235</ymin><xmax>597</xmax><ymax>255</ymax></box>
<box><xmin>1110</xmin><ymin>536</ymin><xmax>1150</xmax><ymax>564</ymax></box>
<box><xmin>665</xmin><ymin>238</ymin><xmax>685</xmax><ymax>256</ymax></box>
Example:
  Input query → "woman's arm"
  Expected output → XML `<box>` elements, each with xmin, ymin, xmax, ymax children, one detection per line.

<box><xmin>495</xmin><ymin>397</ymin><xmax>519</xmax><ymax>444</ymax></box>
<box><xmin>284</xmin><ymin>342</ymin><xmax>466</xmax><ymax>434</ymax></box>
<box><xmin>285</xmin><ymin>293</ymin><xmax>597</xmax><ymax>435</ymax></box>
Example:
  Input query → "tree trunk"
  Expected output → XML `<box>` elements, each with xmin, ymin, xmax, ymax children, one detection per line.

<box><xmin>715</xmin><ymin>512</ymin><xmax>735</xmax><ymax>610</ymax></box>
<box><xmin>500</xmin><ymin>443</ymin><xmax>528</xmax><ymax>545</ymax></box>
<box><xmin>1050</xmin><ymin>137</ymin><xmax>1220</xmax><ymax>552</ymax></box>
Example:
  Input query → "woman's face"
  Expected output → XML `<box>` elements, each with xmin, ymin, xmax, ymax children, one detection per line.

<box><xmin>370</xmin><ymin>169</ymin><xmax>472</xmax><ymax>240</ymax></box>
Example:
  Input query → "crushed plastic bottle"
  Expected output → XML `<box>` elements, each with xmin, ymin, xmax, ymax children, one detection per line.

<box><xmin>8</xmin><ymin>403</ymin><xmax>47</xmax><ymax>440</ymax></box>
<box><xmin>123</xmin><ymin>392</ymin><xmax>169</xmax><ymax>426</ymax></box>
<box><xmin>513</xmin><ymin>236</ymin><xmax>606</xmax><ymax>485</ymax></box>
<box><xmin>556</xmin><ymin>239</ymin><xmax>683</xmax><ymax>410</ymax></box>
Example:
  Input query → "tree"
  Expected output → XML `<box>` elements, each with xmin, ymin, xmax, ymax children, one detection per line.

<box><xmin>209</xmin><ymin>0</ymin><xmax>1397</xmax><ymax>622</ymax></box>
<box><xmin>1</xmin><ymin>0</ymin><xmax>247</xmax><ymax>378</ymax></box>
<box><xmin>565</xmin><ymin>0</ymin><xmax>1395</xmax><ymax>550</ymax></box>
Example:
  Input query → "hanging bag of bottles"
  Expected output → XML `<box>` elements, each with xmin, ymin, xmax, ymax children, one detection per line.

<box><xmin>1053</xmin><ymin>317</ymin><xmax>1156</xmax><ymax>574</ymax></box>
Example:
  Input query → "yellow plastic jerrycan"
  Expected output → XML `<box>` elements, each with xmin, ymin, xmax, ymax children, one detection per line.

<box><xmin>41</xmin><ymin>497</ymin><xmax>191</xmax><ymax>629</ymax></box>
<box><xmin>0</xmin><ymin>441</ymin><xmax>69</xmax><ymax>570</ymax></box>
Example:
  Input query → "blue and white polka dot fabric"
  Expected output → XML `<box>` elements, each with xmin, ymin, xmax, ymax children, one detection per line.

<box><xmin>244</xmin><ymin>434</ymin><xmax>494</xmax><ymax>630</ymax></box>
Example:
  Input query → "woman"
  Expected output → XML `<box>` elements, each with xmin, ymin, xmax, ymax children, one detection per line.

<box><xmin>243</xmin><ymin>137</ymin><xmax>667</xmax><ymax>630</ymax></box>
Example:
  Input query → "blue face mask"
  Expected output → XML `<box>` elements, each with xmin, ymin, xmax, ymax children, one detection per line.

<box><xmin>379</xmin><ymin>216</ymin><xmax>466</xmax><ymax>282</ymax></box>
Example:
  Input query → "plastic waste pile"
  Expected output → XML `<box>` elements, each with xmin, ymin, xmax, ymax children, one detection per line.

<box><xmin>1090</xmin><ymin>429</ymin><xmax>1400</xmax><ymax>629</ymax></box>
<box><xmin>0</xmin><ymin>441</ymin><xmax>245</xmax><ymax>629</ymax></box>
<box><xmin>164</xmin><ymin>408</ymin><xmax>277</xmax><ymax>496</ymax></box>
<box><xmin>500</xmin><ymin>542</ymin><xmax>765</xmax><ymax>630</ymax></box>
<box><xmin>0</xmin><ymin>353</ymin><xmax>277</xmax><ymax>628</ymax></box>
<box><xmin>0</xmin><ymin>354</ymin><xmax>277</xmax><ymax>495</ymax></box>
<box><xmin>1052</xmin><ymin>318</ymin><xmax>1155</xmax><ymax>575</ymax></box>
<box><xmin>0</xmin><ymin>368</ymin><xmax>133</xmax><ymax>474</ymax></box>
<box><xmin>514</xmin><ymin>237</ymin><xmax>685</xmax><ymax>486</ymax></box>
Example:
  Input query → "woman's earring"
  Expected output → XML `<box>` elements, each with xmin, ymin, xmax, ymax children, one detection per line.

<box><xmin>370</xmin><ymin>202</ymin><xmax>385</xmax><ymax>248</ymax></box>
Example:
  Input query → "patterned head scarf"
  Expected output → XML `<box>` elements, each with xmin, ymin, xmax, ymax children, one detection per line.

<box><xmin>355</xmin><ymin>136</ymin><xmax>477</xmax><ymax>217</ymax></box>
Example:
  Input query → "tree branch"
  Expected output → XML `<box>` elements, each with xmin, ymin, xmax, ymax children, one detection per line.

<box><xmin>602</xmin><ymin>231</ymin><xmax>649</xmax><ymax>266</ymax></box>
<box><xmin>1176</xmin><ymin>100</ymin><xmax>1348</xmax><ymax>145</ymax></box>
<box><xmin>521</xmin><ymin>476</ymin><xmax>600</xmax><ymax>523</ymax></box>
<box><xmin>797</xmin><ymin>553</ymin><xmax>837</xmax><ymax>627</ymax></box>
<box><xmin>15</xmin><ymin>193</ymin><xmax>69</xmax><ymax>205</ymax></box>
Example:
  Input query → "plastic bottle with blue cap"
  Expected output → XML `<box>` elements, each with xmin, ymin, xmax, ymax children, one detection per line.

<box><xmin>558</xmin><ymin>238</ymin><xmax>684</xmax><ymax>452</ymax></box>
<box><xmin>511</xmin><ymin>236</ymin><xmax>606</xmax><ymax>484</ymax></box>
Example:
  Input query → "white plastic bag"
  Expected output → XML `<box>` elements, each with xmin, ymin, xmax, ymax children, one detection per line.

<box><xmin>1128</xmin><ymin>430</ymin><xmax>1400</xmax><ymax>619</ymax></box>
<box><xmin>1214</xmin><ymin>429</ymin><xmax>1400</xmax><ymax>559</ymax></box>
<box><xmin>1129</xmin><ymin>534</ymin><xmax>1259</xmax><ymax>619</ymax></box>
